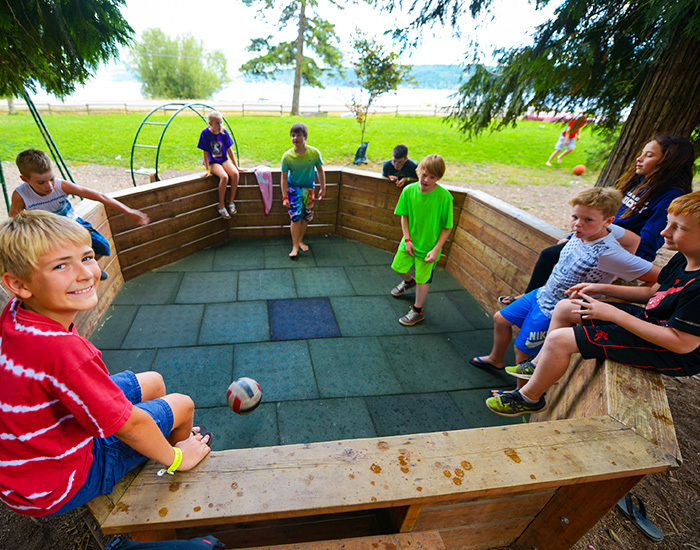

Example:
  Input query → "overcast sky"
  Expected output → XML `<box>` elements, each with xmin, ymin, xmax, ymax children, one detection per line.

<box><xmin>120</xmin><ymin>0</ymin><xmax>560</xmax><ymax>68</ymax></box>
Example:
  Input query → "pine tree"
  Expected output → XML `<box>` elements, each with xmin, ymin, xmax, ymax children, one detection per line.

<box><xmin>0</xmin><ymin>0</ymin><xmax>133</xmax><ymax>97</ymax></box>
<box><xmin>240</xmin><ymin>0</ymin><xmax>347</xmax><ymax>115</ymax></box>
<box><xmin>381</xmin><ymin>0</ymin><xmax>700</xmax><ymax>185</ymax></box>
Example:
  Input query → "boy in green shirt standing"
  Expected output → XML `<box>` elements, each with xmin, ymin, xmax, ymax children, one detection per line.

<box><xmin>281</xmin><ymin>123</ymin><xmax>325</xmax><ymax>259</ymax></box>
<box><xmin>390</xmin><ymin>155</ymin><xmax>453</xmax><ymax>325</ymax></box>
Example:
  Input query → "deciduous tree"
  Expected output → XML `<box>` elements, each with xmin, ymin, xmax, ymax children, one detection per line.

<box><xmin>240</xmin><ymin>0</ymin><xmax>346</xmax><ymax>115</ymax></box>
<box><xmin>379</xmin><ymin>0</ymin><xmax>700</xmax><ymax>186</ymax></box>
<box><xmin>129</xmin><ymin>28</ymin><xmax>229</xmax><ymax>100</ymax></box>
<box><xmin>0</xmin><ymin>0</ymin><xmax>133</xmax><ymax>97</ymax></box>
<box><xmin>349</xmin><ymin>35</ymin><xmax>412</xmax><ymax>143</ymax></box>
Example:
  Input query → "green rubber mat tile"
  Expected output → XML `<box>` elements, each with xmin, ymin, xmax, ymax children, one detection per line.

<box><xmin>311</xmin><ymin>241</ymin><xmax>367</xmax><ymax>267</ymax></box>
<box><xmin>330</xmin><ymin>296</ymin><xmax>408</xmax><ymax>337</ymax></box>
<box><xmin>213</xmin><ymin>241</ymin><xmax>265</xmax><ymax>271</ymax></box>
<box><xmin>309</xmin><ymin>337</ymin><xmax>402</xmax><ymax>398</ymax></box>
<box><xmin>89</xmin><ymin>305</ymin><xmax>138</xmax><ymax>349</ymax></box>
<box><xmin>112</xmin><ymin>272</ymin><xmax>181</xmax><ymax>305</ymax></box>
<box><xmin>237</xmin><ymin>269</ymin><xmax>296</xmax><ymax>301</ymax></box>
<box><xmin>379</xmin><ymin>334</ymin><xmax>471</xmax><ymax>393</ymax></box>
<box><xmin>101</xmin><ymin>349</ymin><xmax>156</xmax><ymax>374</ymax></box>
<box><xmin>152</xmin><ymin>345</ymin><xmax>233</xmax><ymax>408</ymax></box>
<box><xmin>264</xmin><ymin>245</ymin><xmax>317</xmax><ymax>268</ymax></box>
<box><xmin>194</xmin><ymin>404</ymin><xmax>278</xmax><ymax>451</ymax></box>
<box><xmin>278</xmin><ymin>398</ymin><xmax>376</xmax><ymax>444</ymax></box>
<box><xmin>388</xmin><ymin>291</ymin><xmax>475</xmax><ymax>334</ymax></box>
<box><xmin>445</xmin><ymin>289</ymin><xmax>494</xmax><ymax>329</ymax></box>
<box><xmin>427</xmin><ymin>268</ymin><xmax>470</xmax><ymax>292</ymax></box>
<box><xmin>366</xmin><ymin>393</ymin><xmax>470</xmax><ymax>436</ymax></box>
<box><xmin>176</xmin><ymin>272</ymin><xmax>238</xmax><ymax>303</ymax></box>
<box><xmin>233</xmin><ymin>340</ymin><xmax>317</xmax><ymax>402</ymax></box>
<box><xmin>294</xmin><ymin>267</ymin><xmax>355</xmax><ymax>297</ymax></box>
<box><xmin>445</xmin><ymin>330</ymin><xmax>515</xmax><ymax>386</ymax></box>
<box><xmin>199</xmin><ymin>301</ymin><xmax>269</xmax><ymax>344</ymax></box>
<box><xmin>346</xmin><ymin>265</ymin><xmax>403</xmax><ymax>296</ymax></box>
<box><xmin>450</xmin><ymin>389</ymin><xmax>522</xmax><ymax>428</ymax></box>
<box><xmin>122</xmin><ymin>304</ymin><xmax>204</xmax><ymax>349</ymax></box>
<box><xmin>158</xmin><ymin>248</ymin><xmax>215</xmax><ymax>272</ymax></box>
<box><xmin>355</xmin><ymin>242</ymin><xmax>395</xmax><ymax>265</ymax></box>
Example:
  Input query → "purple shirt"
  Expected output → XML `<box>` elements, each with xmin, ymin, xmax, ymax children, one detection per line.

<box><xmin>197</xmin><ymin>128</ymin><xmax>234</xmax><ymax>165</ymax></box>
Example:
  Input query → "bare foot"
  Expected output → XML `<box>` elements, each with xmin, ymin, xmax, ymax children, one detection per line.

<box><xmin>545</xmin><ymin>161</ymin><xmax>552</xmax><ymax>167</ymax></box>
<box><xmin>557</xmin><ymin>157</ymin><xmax>563</xmax><ymax>164</ymax></box>
<box><xmin>289</xmin><ymin>247</ymin><xmax>299</xmax><ymax>259</ymax></box>
<box><xmin>299</xmin><ymin>243</ymin><xmax>309</xmax><ymax>252</ymax></box>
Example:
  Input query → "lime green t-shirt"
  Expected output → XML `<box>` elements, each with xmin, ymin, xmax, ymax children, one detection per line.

<box><xmin>281</xmin><ymin>145</ymin><xmax>324</xmax><ymax>188</ymax></box>
<box><xmin>394</xmin><ymin>182</ymin><xmax>454</xmax><ymax>260</ymax></box>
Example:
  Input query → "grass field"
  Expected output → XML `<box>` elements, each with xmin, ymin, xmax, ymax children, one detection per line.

<box><xmin>0</xmin><ymin>113</ymin><xmax>608</xmax><ymax>183</ymax></box>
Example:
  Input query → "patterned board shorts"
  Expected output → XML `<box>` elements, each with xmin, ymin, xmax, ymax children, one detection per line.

<box><xmin>287</xmin><ymin>185</ymin><xmax>315</xmax><ymax>222</ymax></box>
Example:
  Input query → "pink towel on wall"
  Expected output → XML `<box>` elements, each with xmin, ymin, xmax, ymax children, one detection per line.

<box><xmin>254</xmin><ymin>165</ymin><xmax>273</xmax><ymax>215</ymax></box>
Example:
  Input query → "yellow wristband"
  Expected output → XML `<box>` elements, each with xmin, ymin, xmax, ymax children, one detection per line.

<box><xmin>167</xmin><ymin>447</ymin><xmax>183</xmax><ymax>474</ymax></box>
<box><xmin>158</xmin><ymin>447</ymin><xmax>183</xmax><ymax>476</ymax></box>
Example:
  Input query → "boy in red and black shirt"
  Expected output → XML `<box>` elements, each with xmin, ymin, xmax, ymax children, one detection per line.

<box><xmin>487</xmin><ymin>191</ymin><xmax>700</xmax><ymax>416</ymax></box>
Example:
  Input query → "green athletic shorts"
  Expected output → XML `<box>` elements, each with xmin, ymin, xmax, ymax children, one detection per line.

<box><xmin>391</xmin><ymin>249</ymin><xmax>436</xmax><ymax>284</ymax></box>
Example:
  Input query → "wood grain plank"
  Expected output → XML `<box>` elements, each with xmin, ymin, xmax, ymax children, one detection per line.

<box><xmin>513</xmin><ymin>476</ymin><xmax>644</xmax><ymax>550</ymax></box>
<box><xmin>99</xmin><ymin>416</ymin><xmax>674</xmax><ymax>533</ymax></box>
<box><xmin>412</xmin><ymin>490</ymin><xmax>554</xmax><ymax>531</ymax></box>
<box><xmin>121</xmin><ymin>232</ymin><xmax>226</xmax><ymax>280</ymax></box>
<box><xmin>438</xmin><ymin>516</ymin><xmax>532</xmax><ymax>550</ymax></box>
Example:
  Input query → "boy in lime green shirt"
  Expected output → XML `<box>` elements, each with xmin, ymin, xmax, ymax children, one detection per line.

<box><xmin>390</xmin><ymin>155</ymin><xmax>453</xmax><ymax>325</ymax></box>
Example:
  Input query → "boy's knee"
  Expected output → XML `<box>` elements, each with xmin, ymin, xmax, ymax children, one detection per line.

<box><xmin>218</xmin><ymin>173</ymin><xmax>229</xmax><ymax>185</ymax></box>
<box><xmin>167</xmin><ymin>393</ymin><xmax>195</xmax><ymax>414</ymax></box>
<box><xmin>547</xmin><ymin>327</ymin><xmax>578</xmax><ymax>350</ymax></box>
<box><xmin>494</xmin><ymin>311</ymin><xmax>511</xmax><ymax>326</ymax></box>
<box><xmin>137</xmin><ymin>371</ymin><xmax>166</xmax><ymax>399</ymax></box>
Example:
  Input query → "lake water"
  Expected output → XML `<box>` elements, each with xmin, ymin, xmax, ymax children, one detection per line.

<box><xmin>22</xmin><ymin>63</ymin><xmax>460</xmax><ymax>113</ymax></box>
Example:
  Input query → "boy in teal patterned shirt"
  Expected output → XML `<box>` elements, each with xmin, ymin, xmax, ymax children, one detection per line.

<box><xmin>281</xmin><ymin>123</ymin><xmax>326</xmax><ymax>259</ymax></box>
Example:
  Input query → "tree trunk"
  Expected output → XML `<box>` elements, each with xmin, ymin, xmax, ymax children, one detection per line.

<box><xmin>596</xmin><ymin>27</ymin><xmax>700</xmax><ymax>188</ymax></box>
<box><xmin>7</xmin><ymin>97</ymin><xmax>17</xmax><ymax>114</ymax></box>
<box><xmin>291</xmin><ymin>0</ymin><xmax>306</xmax><ymax>116</ymax></box>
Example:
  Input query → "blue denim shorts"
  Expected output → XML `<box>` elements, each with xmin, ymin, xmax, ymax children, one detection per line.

<box><xmin>499</xmin><ymin>289</ymin><xmax>551</xmax><ymax>357</ymax></box>
<box><xmin>52</xmin><ymin>371</ymin><xmax>173</xmax><ymax>515</ymax></box>
<box><xmin>77</xmin><ymin>217</ymin><xmax>111</xmax><ymax>256</ymax></box>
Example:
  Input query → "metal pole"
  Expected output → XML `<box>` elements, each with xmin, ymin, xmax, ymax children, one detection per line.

<box><xmin>0</xmin><ymin>156</ymin><xmax>10</xmax><ymax>214</ymax></box>
<box><xmin>21</xmin><ymin>90</ymin><xmax>75</xmax><ymax>183</ymax></box>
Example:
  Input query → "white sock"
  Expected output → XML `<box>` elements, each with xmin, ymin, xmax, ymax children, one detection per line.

<box><xmin>519</xmin><ymin>390</ymin><xmax>538</xmax><ymax>404</ymax></box>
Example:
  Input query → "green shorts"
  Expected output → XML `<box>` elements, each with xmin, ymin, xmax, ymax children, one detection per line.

<box><xmin>391</xmin><ymin>249</ymin><xmax>436</xmax><ymax>284</ymax></box>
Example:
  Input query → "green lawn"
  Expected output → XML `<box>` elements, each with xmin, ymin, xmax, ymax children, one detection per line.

<box><xmin>0</xmin><ymin>113</ymin><xmax>607</xmax><ymax>179</ymax></box>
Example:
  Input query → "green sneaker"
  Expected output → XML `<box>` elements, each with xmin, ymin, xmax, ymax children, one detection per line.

<box><xmin>485</xmin><ymin>389</ymin><xmax>547</xmax><ymax>417</ymax></box>
<box><xmin>505</xmin><ymin>359</ymin><xmax>537</xmax><ymax>380</ymax></box>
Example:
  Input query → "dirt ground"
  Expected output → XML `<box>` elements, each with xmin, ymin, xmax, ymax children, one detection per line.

<box><xmin>0</xmin><ymin>163</ymin><xmax>698</xmax><ymax>550</ymax></box>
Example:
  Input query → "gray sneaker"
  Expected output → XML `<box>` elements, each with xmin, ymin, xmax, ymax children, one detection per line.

<box><xmin>399</xmin><ymin>307</ymin><xmax>424</xmax><ymax>326</ymax></box>
<box><xmin>391</xmin><ymin>279</ymin><xmax>416</xmax><ymax>297</ymax></box>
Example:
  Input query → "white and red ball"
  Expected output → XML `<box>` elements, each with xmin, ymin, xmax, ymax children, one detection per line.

<box><xmin>226</xmin><ymin>377</ymin><xmax>262</xmax><ymax>415</ymax></box>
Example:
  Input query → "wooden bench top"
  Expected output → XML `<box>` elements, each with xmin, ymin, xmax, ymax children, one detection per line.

<box><xmin>93</xmin><ymin>415</ymin><xmax>676</xmax><ymax>535</ymax></box>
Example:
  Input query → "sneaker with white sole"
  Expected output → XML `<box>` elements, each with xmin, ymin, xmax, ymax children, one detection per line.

<box><xmin>505</xmin><ymin>359</ymin><xmax>537</xmax><ymax>380</ymax></box>
<box><xmin>399</xmin><ymin>307</ymin><xmax>424</xmax><ymax>326</ymax></box>
<box><xmin>391</xmin><ymin>279</ymin><xmax>416</xmax><ymax>297</ymax></box>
